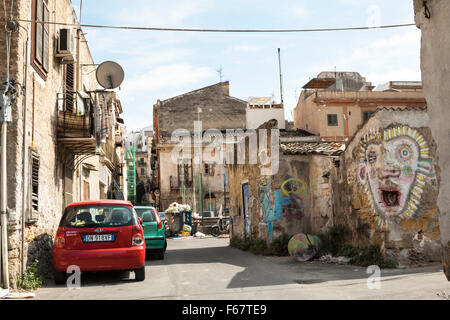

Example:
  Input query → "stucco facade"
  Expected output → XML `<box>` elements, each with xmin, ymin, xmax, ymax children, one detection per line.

<box><xmin>294</xmin><ymin>76</ymin><xmax>427</xmax><ymax>141</ymax></box>
<box><xmin>414</xmin><ymin>0</ymin><xmax>450</xmax><ymax>280</ymax></box>
<box><xmin>153</xmin><ymin>82</ymin><xmax>246</xmax><ymax>212</ymax></box>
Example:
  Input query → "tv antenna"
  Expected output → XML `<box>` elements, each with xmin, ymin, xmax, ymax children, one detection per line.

<box><xmin>217</xmin><ymin>65</ymin><xmax>223</xmax><ymax>82</ymax></box>
<box><xmin>96</xmin><ymin>61</ymin><xmax>125</xmax><ymax>89</ymax></box>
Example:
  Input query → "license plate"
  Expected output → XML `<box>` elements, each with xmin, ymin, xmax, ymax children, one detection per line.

<box><xmin>83</xmin><ymin>234</ymin><xmax>114</xmax><ymax>242</ymax></box>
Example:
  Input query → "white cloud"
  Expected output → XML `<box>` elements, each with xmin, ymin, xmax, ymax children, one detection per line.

<box><xmin>333</xmin><ymin>29</ymin><xmax>421</xmax><ymax>85</ymax></box>
<box><xmin>119</xmin><ymin>63</ymin><xmax>216</xmax><ymax>130</ymax></box>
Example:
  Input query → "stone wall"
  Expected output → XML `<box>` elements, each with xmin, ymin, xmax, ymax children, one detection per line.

<box><xmin>414</xmin><ymin>0</ymin><xmax>450</xmax><ymax>280</ymax></box>
<box><xmin>155</xmin><ymin>82</ymin><xmax>247</xmax><ymax>136</ymax></box>
<box><xmin>0</xmin><ymin>0</ymin><xmax>99</xmax><ymax>286</ymax></box>
<box><xmin>227</xmin><ymin>130</ymin><xmax>337</xmax><ymax>243</ymax></box>
<box><xmin>333</xmin><ymin>108</ymin><xmax>441</xmax><ymax>265</ymax></box>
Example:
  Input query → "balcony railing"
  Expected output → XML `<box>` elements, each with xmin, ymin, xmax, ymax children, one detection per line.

<box><xmin>57</xmin><ymin>92</ymin><xmax>96</xmax><ymax>155</ymax></box>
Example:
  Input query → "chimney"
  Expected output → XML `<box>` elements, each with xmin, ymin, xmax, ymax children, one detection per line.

<box><xmin>221</xmin><ymin>81</ymin><xmax>230</xmax><ymax>96</ymax></box>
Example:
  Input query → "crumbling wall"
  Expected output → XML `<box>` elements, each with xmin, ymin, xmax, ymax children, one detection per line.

<box><xmin>333</xmin><ymin>109</ymin><xmax>441</xmax><ymax>266</ymax></box>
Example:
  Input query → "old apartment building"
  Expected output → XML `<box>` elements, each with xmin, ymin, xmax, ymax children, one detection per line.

<box><xmin>153</xmin><ymin>82</ymin><xmax>246</xmax><ymax>212</ymax></box>
<box><xmin>293</xmin><ymin>72</ymin><xmax>427</xmax><ymax>141</ymax></box>
<box><xmin>125</xmin><ymin>127</ymin><xmax>154</xmax><ymax>204</ymax></box>
<box><xmin>0</xmin><ymin>0</ymin><xmax>125</xmax><ymax>287</ymax></box>
<box><xmin>246</xmin><ymin>97</ymin><xmax>286</xmax><ymax>130</ymax></box>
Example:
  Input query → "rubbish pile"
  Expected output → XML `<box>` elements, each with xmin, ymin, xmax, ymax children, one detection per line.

<box><xmin>164</xmin><ymin>202</ymin><xmax>192</xmax><ymax>237</ymax></box>
<box><xmin>318</xmin><ymin>254</ymin><xmax>351</xmax><ymax>265</ymax></box>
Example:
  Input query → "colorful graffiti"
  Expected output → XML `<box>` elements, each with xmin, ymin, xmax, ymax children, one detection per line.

<box><xmin>288</xmin><ymin>233</ymin><xmax>322</xmax><ymax>262</ymax></box>
<box><xmin>357</xmin><ymin>126</ymin><xmax>436</xmax><ymax>229</ymax></box>
<box><xmin>258</xmin><ymin>177</ymin><xmax>319</xmax><ymax>242</ymax></box>
<box><xmin>258</xmin><ymin>178</ymin><xmax>282</xmax><ymax>242</ymax></box>
<box><xmin>280</xmin><ymin>178</ymin><xmax>310</xmax><ymax>219</ymax></box>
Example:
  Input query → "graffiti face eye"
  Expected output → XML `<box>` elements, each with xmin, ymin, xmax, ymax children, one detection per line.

<box><xmin>397</xmin><ymin>144</ymin><xmax>414</xmax><ymax>163</ymax></box>
<box><xmin>367</xmin><ymin>151</ymin><xmax>377</xmax><ymax>164</ymax></box>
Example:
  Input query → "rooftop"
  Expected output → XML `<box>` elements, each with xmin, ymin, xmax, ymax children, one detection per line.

<box><xmin>281</xmin><ymin>141</ymin><xmax>345</xmax><ymax>156</ymax></box>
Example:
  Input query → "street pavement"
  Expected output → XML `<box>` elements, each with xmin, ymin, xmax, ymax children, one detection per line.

<box><xmin>34</xmin><ymin>237</ymin><xmax>450</xmax><ymax>300</ymax></box>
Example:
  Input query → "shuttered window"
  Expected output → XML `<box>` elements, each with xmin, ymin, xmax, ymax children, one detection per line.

<box><xmin>65</xmin><ymin>63</ymin><xmax>75</xmax><ymax>112</ymax></box>
<box><xmin>32</xmin><ymin>0</ymin><xmax>50</xmax><ymax>78</ymax></box>
<box><xmin>30</xmin><ymin>152</ymin><xmax>40</xmax><ymax>212</ymax></box>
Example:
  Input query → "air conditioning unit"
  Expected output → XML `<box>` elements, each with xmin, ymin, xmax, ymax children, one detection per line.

<box><xmin>56</xmin><ymin>28</ymin><xmax>75</xmax><ymax>62</ymax></box>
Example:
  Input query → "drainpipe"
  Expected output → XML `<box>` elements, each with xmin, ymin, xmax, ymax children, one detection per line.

<box><xmin>1</xmin><ymin>25</ymin><xmax>13</xmax><ymax>290</ymax></box>
<box><xmin>19</xmin><ymin>24</ymin><xmax>30</xmax><ymax>278</ymax></box>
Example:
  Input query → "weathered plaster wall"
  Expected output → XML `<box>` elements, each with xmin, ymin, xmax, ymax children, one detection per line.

<box><xmin>333</xmin><ymin>109</ymin><xmax>441</xmax><ymax>265</ymax></box>
<box><xmin>228</xmin><ymin>150</ymin><xmax>336</xmax><ymax>243</ymax></box>
<box><xmin>414</xmin><ymin>0</ymin><xmax>450</xmax><ymax>280</ymax></box>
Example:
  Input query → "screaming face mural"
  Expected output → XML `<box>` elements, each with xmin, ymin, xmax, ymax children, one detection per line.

<box><xmin>357</xmin><ymin>126</ymin><xmax>435</xmax><ymax>229</ymax></box>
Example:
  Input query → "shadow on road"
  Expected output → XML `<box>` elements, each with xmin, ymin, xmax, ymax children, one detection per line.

<box><xmin>161</xmin><ymin>242</ymin><xmax>443</xmax><ymax>289</ymax></box>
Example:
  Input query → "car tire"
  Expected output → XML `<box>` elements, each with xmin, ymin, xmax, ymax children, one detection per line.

<box><xmin>54</xmin><ymin>270</ymin><xmax>66</xmax><ymax>285</ymax></box>
<box><xmin>211</xmin><ymin>226</ymin><xmax>220</xmax><ymax>237</ymax></box>
<box><xmin>134</xmin><ymin>266</ymin><xmax>146</xmax><ymax>281</ymax></box>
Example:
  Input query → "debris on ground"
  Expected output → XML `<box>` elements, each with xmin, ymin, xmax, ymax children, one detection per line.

<box><xmin>194</xmin><ymin>232</ymin><xmax>206</xmax><ymax>238</ymax></box>
<box><xmin>2</xmin><ymin>291</ymin><xmax>35</xmax><ymax>299</ymax></box>
<box><xmin>436</xmin><ymin>291</ymin><xmax>450</xmax><ymax>300</ymax></box>
<box><xmin>318</xmin><ymin>254</ymin><xmax>351</xmax><ymax>265</ymax></box>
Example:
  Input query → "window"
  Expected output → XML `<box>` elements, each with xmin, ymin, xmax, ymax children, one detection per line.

<box><xmin>363</xmin><ymin>110</ymin><xmax>375</xmax><ymax>122</ymax></box>
<box><xmin>83</xmin><ymin>181</ymin><xmax>90</xmax><ymax>201</ymax></box>
<box><xmin>177</xmin><ymin>159</ymin><xmax>192</xmax><ymax>187</ymax></box>
<box><xmin>141</xmin><ymin>168</ymin><xmax>145</xmax><ymax>176</ymax></box>
<box><xmin>32</xmin><ymin>0</ymin><xmax>50</xmax><ymax>79</ymax></box>
<box><xmin>204</xmin><ymin>163</ymin><xmax>215</xmax><ymax>176</ymax></box>
<box><xmin>30</xmin><ymin>151</ymin><xmax>40</xmax><ymax>213</ymax></box>
<box><xmin>64</xmin><ymin>63</ymin><xmax>75</xmax><ymax>112</ymax></box>
<box><xmin>327</xmin><ymin>114</ymin><xmax>338</xmax><ymax>126</ymax></box>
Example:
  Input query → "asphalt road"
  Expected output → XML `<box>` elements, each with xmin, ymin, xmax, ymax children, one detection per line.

<box><xmin>35</xmin><ymin>237</ymin><xmax>450</xmax><ymax>300</ymax></box>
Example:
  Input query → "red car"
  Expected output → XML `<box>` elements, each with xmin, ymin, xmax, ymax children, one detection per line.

<box><xmin>52</xmin><ymin>200</ymin><xmax>146</xmax><ymax>284</ymax></box>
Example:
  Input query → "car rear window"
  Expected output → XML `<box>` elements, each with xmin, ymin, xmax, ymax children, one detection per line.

<box><xmin>135</xmin><ymin>208</ymin><xmax>156</xmax><ymax>222</ymax></box>
<box><xmin>60</xmin><ymin>205</ymin><xmax>137</xmax><ymax>228</ymax></box>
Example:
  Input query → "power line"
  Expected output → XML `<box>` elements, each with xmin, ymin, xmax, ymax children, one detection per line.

<box><xmin>15</xmin><ymin>19</ymin><xmax>415</xmax><ymax>33</ymax></box>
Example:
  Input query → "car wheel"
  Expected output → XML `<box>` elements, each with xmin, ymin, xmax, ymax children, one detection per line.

<box><xmin>211</xmin><ymin>226</ymin><xmax>220</xmax><ymax>237</ymax></box>
<box><xmin>158</xmin><ymin>252</ymin><xmax>165</xmax><ymax>260</ymax></box>
<box><xmin>54</xmin><ymin>270</ymin><xmax>66</xmax><ymax>285</ymax></box>
<box><xmin>134</xmin><ymin>266</ymin><xmax>145</xmax><ymax>281</ymax></box>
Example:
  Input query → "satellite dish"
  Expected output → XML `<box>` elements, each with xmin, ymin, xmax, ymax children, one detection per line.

<box><xmin>96</xmin><ymin>61</ymin><xmax>124</xmax><ymax>89</ymax></box>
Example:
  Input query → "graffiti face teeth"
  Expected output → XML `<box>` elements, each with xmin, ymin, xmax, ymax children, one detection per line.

<box><xmin>382</xmin><ymin>189</ymin><xmax>400</xmax><ymax>207</ymax></box>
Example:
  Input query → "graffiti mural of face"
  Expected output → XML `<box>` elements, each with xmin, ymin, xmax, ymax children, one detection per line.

<box><xmin>365</xmin><ymin>137</ymin><xmax>419</xmax><ymax>218</ymax></box>
<box><xmin>358</xmin><ymin>126</ymin><xmax>435</xmax><ymax>228</ymax></box>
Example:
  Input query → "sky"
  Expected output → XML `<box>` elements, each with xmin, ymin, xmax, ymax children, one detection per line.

<box><xmin>71</xmin><ymin>0</ymin><xmax>421</xmax><ymax>132</ymax></box>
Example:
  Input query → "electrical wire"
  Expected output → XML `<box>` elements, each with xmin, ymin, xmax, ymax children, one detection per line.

<box><xmin>15</xmin><ymin>19</ymin><xmax>415</xmax><ymax>33</ymax></box>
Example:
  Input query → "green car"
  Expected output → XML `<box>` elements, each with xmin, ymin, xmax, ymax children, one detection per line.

<box><xmin>134</xmin><ymin>206</ymin><xmax>167</xmax><ymax>259</ymax></box>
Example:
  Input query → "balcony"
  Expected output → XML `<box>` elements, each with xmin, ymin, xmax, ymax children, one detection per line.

<box><xmin>57</xmin><ymin>92</ymin><xmax>97</xmax><ymax>155</ymax></box>
<box><xmin>115</xmin><ymin>134</ymin><xmax>123</xmax><ymax>147</ymax></box>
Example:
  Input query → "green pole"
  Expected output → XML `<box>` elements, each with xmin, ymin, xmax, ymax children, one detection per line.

<box><xmin>198</xmin><ymin>173</ymin><xmax>203</xmax><ymax>215</ymax></box>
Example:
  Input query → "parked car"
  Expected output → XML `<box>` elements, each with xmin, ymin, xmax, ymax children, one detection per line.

<box><xmin>134</xmin><ymin>206</ymin><xmax>167</xmax><ymax>259</ymax></box>
<box><xmin>52</xmin><ymin>200</ymin><xmax>146</xmax><ymax>284</ymax></box>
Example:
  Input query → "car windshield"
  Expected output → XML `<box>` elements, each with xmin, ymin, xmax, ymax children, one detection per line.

<box><xmin>60</xmin><ymin>205</ymin><xmax>137</xmax><ymax>228</ymax></box>
<box><xmin>135</xmin><ymin>208</ymin><xmax>156</xmax><ymax>222</ymax></box>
